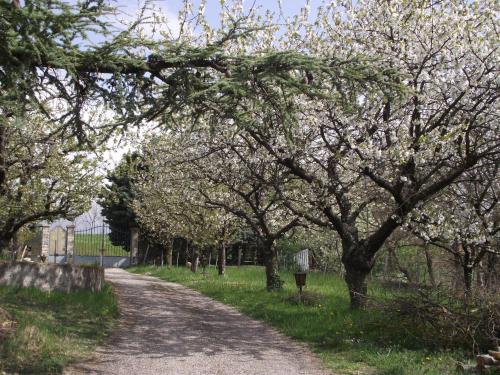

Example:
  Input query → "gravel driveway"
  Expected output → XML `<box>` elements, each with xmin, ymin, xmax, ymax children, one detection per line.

<box><xmin>65</xmin><ymin>268</ymin><xmax>331</xmax><ymax>375</ymax></box>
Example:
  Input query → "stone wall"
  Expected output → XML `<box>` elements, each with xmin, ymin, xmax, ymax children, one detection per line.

<box><xmin>0</xmin><ymin>261</ymin><xmax>104</xmax><ymax>293</ymax></box>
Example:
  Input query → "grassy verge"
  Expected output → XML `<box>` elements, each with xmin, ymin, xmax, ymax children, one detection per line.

<box><xmin>0</xmin><ymin>284</ymin><xmax>119</xmax><ymax>374</ymax></box>
<box><xmin>129</xmin><ymin>265</ymin><xmax>474</xmax><ymax>375</ymax></box>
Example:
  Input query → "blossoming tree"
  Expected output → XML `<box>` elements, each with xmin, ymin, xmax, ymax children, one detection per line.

<box><xmin>185</xmin><ymin>0</ymin><xmax>499</xmax><ymax>307</ymax></box>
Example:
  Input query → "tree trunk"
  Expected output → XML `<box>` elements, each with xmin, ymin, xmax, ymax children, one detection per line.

<box><xmin>383</xmin><ymin>250</ymin><xmax>389</xmax><ymax>280</ymax></box>
<box><xmin>344</xmin><ymin>265</ymin><xmax>370</xmax><ymax>309</ymax></box>
<box><xmin>0</xmin><ymin>229</ymin><xmax>15</xmax><ymax>250</ymax></box>
<box><xmin>485</xmin><ymin>253</ymin><xmax>498</xmax><ymax>290</ymax></box>
<box><xmin>143</xmin><ymin>244</ymin><xmax>150</xmax><ymax>265</ymax></box>
<box><xmin>237</xmin><ymin>246</ymin><xmax>242</xmax><ymax>267</ymax></box>
<box><xmin>462</xmin><ymin>244</ymin><xmax>473</xmax><ymax>298</ymax></box>
<box><xmin>263</xmin><ymin>241</ymin><xmax>283</xmax><ymax>291</ymax></box>
<box><xmin>463</xmin><ymin>264</ymin><xmax>473</xmax><ymax>298</ymax></box>
<box><xmin>0</xmin><ymin>234</ymin><xmax>12</xmax><ymax>255</ymax></box>
<box><xmin>452</xmin><ymin>253</ymin><xmax>462</xmax><ymax>292</ymax></box>
<box><xmin>342</xmin><ymin>241</ymin><xmax>375</xmax><ymax>309</ymax></box>
<box><xmin>424</xmin><ymin>246</ymin><xmax>437</xmax><ymax>287</ymax></box>
<box><xmin>218</xmin><ymin>241</ymin><xmax>226</xmax><ymax>276</ymax></box>
<box><xmin>0</xmin><ymin>122</ymin><xmax>6</xmax><ymax>195</ymax></box>
<box><xmin>476</xmin><ymin>260</ymin><xmax>484</xmax><ymax>290</ymax></box>
<box><xmin>166</xmin><ymin>240</ymin><xmax>173</xmax><ymax>268</ymax></box>
<box><xmin>191</xmin><ymin>244</ymin><xmax>199</xmax><ymax>273</ymax></box>
<box><xmin>388</xmin><ymin>246</ymin><xmax>414</xmax><ymax>284</ymax></box>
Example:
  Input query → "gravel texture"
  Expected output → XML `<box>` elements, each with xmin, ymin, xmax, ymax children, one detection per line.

<box><xmin>65</xmin><ymin>268</ymin><xmax>331</xmax><ymax>375</ymax></box>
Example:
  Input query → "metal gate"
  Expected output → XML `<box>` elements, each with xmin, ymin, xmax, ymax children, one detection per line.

<box><xmin>46</xmin><ymin>225</ymin><xmax>68</xmax><ymax>263</ymax></box>
<box><xmin>74</xmin><ymin>224</ymin><xmax>131</xmax><ymax>267</ymax></box>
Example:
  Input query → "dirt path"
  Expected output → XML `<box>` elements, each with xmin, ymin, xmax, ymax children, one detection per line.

<box><xmin>65</xmin><ymin>269</ymin><xmax>331</xmax><ymax>375</ymax></box>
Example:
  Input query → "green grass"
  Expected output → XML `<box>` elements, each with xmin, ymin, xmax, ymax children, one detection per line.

<box><xmin>74</xmin><ymin>234</ymin><xmax>129</xmax><ymax>257</ymax></box>
<box><xmin>0</xmin><ymin>284</ymin><xmax>119</xmax><ymax>374</ymax></box>
<box><xmin>128</xmin><ymin>265</ymin><xmax>476</xmax><ymax>375</ymax></box>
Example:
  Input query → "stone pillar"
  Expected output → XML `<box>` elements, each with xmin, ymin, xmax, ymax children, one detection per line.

<box><xmin>130</xmin><ymin>227</ymin><xmax>139</xmax><ymax>265</ymax></box>
<box><xmin>41</xmin><ymin>224</ymin><xmax>50</xmax><ymax>261</ymax></box>
<box><xmin>65</xmin><ymin>225</ymin><xmax>75</xmax><ymax>264</ymax></box>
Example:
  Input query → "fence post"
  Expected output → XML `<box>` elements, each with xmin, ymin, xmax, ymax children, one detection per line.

<box><xmin>130</xmin><ymin>227</ymin><xmax>139</xmax><ymax>265</ymax></box>
<box><xmin>65</xmin><ymin>225</ymin><xmax>75</xmax><ymax>264</ymax></box>
<box><xmin>41</xmin><ymin>224</ymin><xmax>50</xmax><ymax>262</ymax></box>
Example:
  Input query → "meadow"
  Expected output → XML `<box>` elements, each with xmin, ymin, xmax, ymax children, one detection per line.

<box><xmin>129</xmin><ymin>265</ymin><xmax>478</xmax><ymax>375</ymax></box>
<box><xmin>0</xmin><ymin>284</ymin><xmax>119</xmax><ymax>374</ymax></box>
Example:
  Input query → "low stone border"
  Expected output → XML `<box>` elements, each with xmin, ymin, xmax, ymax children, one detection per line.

<box><xmin>0</xmin><ymin>261</ymin><xmax>104</xmax><ymax>292</ymax></box>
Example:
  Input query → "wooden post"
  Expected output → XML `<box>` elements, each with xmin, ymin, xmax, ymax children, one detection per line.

<box><xmin>19</xmin><ymin>245</ymin><xmax>27</xmax><ymax>261</ymax></box>
<box><xmin>237</xmin><ymin>246</ymin><xmax>242</xmax><ymax>267</ymax></box>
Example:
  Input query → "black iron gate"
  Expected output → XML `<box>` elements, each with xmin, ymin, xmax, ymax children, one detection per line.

<box><xmin>74</xmin><ymin>224</ymin><xmax>131</xmax><ymax>266</ymax></box>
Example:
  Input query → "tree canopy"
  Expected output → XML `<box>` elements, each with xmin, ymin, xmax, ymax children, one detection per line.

<box><xmin>0</xmin><ymin>0</ymin><xmax>497</xmax><ymax>309</ymax></box>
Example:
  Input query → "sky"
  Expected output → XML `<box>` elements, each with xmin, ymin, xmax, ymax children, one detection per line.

<box><xmin>100</xmin><ymin>0</ymin><xmax>327</xmax><ymax>43</ymax></box>
<box><xmin>110</xmin><ymin>0</ymin><xmax>324</xmax><ymax>28</ymax></box>
<box><xmin>97</xmin><ymin>0</ymin><xmax>326</xmax><ymax>167</ymax></box>
<box><xmin>62</xmin><ymin>0</ymin><xmax>326</xmax><ymax>227</ymax></box>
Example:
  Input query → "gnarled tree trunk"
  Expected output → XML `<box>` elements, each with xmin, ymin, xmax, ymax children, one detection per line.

<box><xmin>263</xmin><ymin>241</ymin><xmax>283</xmax><ymax>291</ymax></box>
<box><xmin>344</xmin><ymin>265</ymin><xmax>370</xmax><ymax>309</ymax></box>
<box><xmin>463</xmin><ymin>264</ymin><xmax>473</xmax><ymax>298</ymax></box>
<box><xmin>342</xmin><ymin>242</ymin><xmax>375</xmax><ymax>309</ymax></box>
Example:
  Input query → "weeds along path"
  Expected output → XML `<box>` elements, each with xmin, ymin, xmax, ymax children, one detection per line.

<box><xmin>65</xmin><ymin>268</ymin><xmax>331</xmax><ymax>375</ymax></box>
